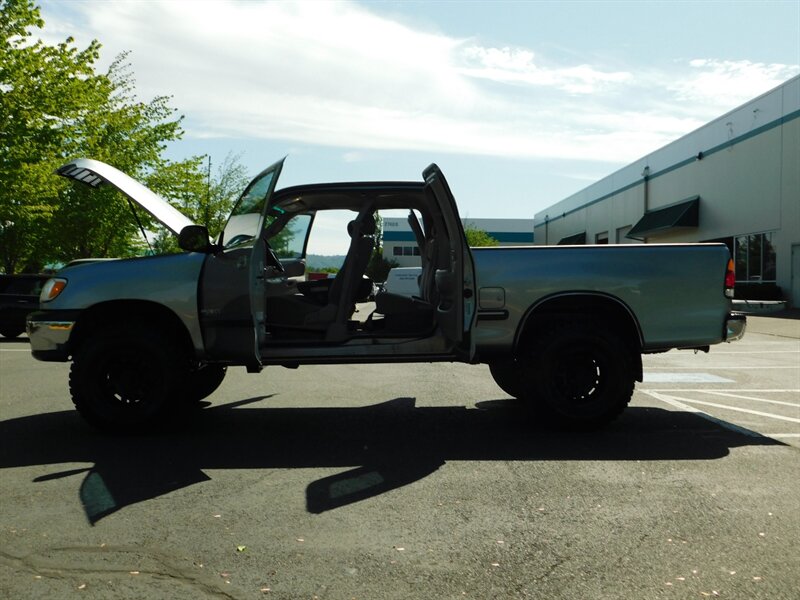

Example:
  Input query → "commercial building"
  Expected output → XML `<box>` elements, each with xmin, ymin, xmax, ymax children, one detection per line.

<box><xmin>383</xmin><ymin>217</ymin><xmax>534</xmax><ymax>267</ymax></box>
<box><xmin>533</xmin><ymin>76</ymin><xmax>799</xmax><ymax>307</ymax></box>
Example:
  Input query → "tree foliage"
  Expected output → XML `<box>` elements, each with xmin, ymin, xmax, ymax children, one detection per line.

<box><xmin>150</xmin><ymin>153</ymin><xmax>251</xmax><ymax>254</ymax></box>
<box><xmin>365</xmin><ymin>250</ymin><xmax>397</xmax><ymax>283</ymax></box>
<box><xmin>365</xmin><ymin>212</ymin><xmax>398</xmax><ymax>282</ymax></box>
<box><xmin>0</xmin><ymin>0</ymin><xmax>219</xmax><ymax>272</ymax></box>
<box><xmin>1</xmin><ymin>0</ymin><xmax>103</xmax><ymax>271</ymax></box>
<box><xmin>464</xmin><ymin>226</ymin><xmax>499</xmax><ymax>247</ymax></box>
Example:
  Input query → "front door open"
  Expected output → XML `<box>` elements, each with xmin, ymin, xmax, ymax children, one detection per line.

<box><xmin>199</xmin><ymin>159</ymin><xmax>285</xmax><ymax>370</ymax></box>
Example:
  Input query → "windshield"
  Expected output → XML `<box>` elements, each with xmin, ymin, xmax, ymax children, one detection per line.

<box><xmin>264</xmin><ymin>213</ymin><xmax>313</xmax><ymax>259</ymax></box>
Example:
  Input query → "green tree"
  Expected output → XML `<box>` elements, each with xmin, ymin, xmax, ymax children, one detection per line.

<box><xmin>0</xmin><ymin>1</ymin><xmax>208</xmax><ymax>271</ymax></box>
<box><xmin>366</xmin><ymin>213</ymin><xmax>398</xmax><ymax>282</ymax></box>
<box><xmin>365</xmin><ymin>251</ymin><xmax>397</xmax><ymax>283</ymax></box>
<box><xmin>0</xmin><ymin>0</ymin><xmax>106</xmax><ymax>272</ymax></box>
<box><xmin>150</xmin><ymin>153</ymin><xmax>251</xmax><ymax>254</ymax></box>
<box><xmin>45</xmin><ymin>53</ymin><xmax>204</xmax><ymax>265</ymax></box>
<box><xmin>464</xmin><ymin>226</ymin><xmax>499</xmax><ymax>247</ymax></box>
<box><xmin>152</xmin><ymin>152</ymin><xmax>250</xmax><ymax>239</ymax></box>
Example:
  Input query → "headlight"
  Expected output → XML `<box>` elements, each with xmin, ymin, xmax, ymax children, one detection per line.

<box><xmin>40</xmin><ymin>278</ymin><xmax>68</xmax><ymax>302</ymax></box>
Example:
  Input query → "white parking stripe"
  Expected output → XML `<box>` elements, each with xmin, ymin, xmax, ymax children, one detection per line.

<box><xmin>644</xmin><ymin>389</ymin><xmax>800</xmax><ymax>393</ymax></box>
<box><xmin>764</xmin><ymin>433</ymin><xmax>800</xmax><ymax>438</ymax></box>
<box><xmin>661</xmin><ymin>396</ymin><xmax>800</xmax><ymax>423</ymax></box>
<box><xmin>642</xmin><ymin>372</ymin><xmax>734</xmax><ymax>383</ymax></box>
<box><xmin>645</xmin><ymin>366</ymin><xmax>798</xmax><ymax>370</ymax></box>
<box><xmin>642</xmin><ymin>391</ymin><xmax>765</xmax><ymax>437</ymax></box>
<box><xmin>642</xmin><ymin>391</ymin><xmax>703</xmax><ymax>413</ymax></box>
<box><xmin>710</xmin><ymin>350</ymin><xmax>800</xmax><ymax>354</ymax></box>
<box><xmin>702</xmin><ymin>390</ymin><xmax>800</xmax><ymax>408</ymax></box>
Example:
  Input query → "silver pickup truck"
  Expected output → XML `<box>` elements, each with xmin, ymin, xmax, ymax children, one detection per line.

<box><xmin>28</xmin><ymin>158</ymin><xmax>745</xmax><ymax>431</ymax></box>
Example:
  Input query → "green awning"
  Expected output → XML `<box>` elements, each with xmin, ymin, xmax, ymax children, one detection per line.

<box><xmin>558</xmin><ymin>232</ymin><xmax>586</xmax><ymax>245</ymax></box>
<box><xmin>627</xmin><ymin>196</ymin><xmax>699</xmax><ymax>239</ymax></box>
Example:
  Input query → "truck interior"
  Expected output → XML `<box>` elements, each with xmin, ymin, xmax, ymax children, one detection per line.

<box><xmin>255</xmin><ymin>182</ymin><xmax>457</xmax><ymax>347</ymax></box>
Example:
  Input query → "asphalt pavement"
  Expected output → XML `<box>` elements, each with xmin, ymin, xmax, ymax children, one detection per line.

<box><xmin>1</xmin><ymin>314</ymin><xmax>798</xmax><ymax>599</ymax></box>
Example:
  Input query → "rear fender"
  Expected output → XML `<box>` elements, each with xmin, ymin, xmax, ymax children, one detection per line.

<box><xmin>515</xmin><ymin>292</ymin><xmax>644</xmax><ymax>381</ymax></box>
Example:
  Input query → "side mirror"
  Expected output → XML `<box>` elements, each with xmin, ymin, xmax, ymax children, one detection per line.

<box><xmin>178</xmin><ymin>225</ymin><xmax>213</xmax><ymax>253</ymax></box>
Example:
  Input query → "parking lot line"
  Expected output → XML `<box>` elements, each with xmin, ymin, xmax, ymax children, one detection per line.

<box><xmin>645</xmin><ymin>366</ymin><xmax>798</xmax><ymax>370</ymax></box>
<box><xmin>643</xmin><ymin>390</ymin><xmax>800</xmax><ymax>423</ymax></box>
<box><xmin>673</xmin><ymin>398</ymin><xmax>799</xmax><ymax>422</ymax></box>
<box><xmin>642</xmin><ymin>390</ymin><xmax>766</xmax><ymax>437</ymax></box>
<box><xmin>643</xmin><ymin>389</ymin><xmax>800</xmax><ymax>392</ymax></box>
<box><xmin>709</xmin><ymin>350</ymin><xmax>800</xmax><ymax>354</ymax></box>
<box><xmin>642</xmin><ymin>372</ymin><xmax>733</xmax><ymax>383</ymax></box>
<box><xmin>702</xmin><ymin>390</ymin><xmax>800</xmax><ymax>408</ymax></box>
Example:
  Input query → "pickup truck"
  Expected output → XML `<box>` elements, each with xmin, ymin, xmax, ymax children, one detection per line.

<box><xmin>28</xmin><ymin>158</ymin><xmax>746</xmax><ymax>431</ymax></box>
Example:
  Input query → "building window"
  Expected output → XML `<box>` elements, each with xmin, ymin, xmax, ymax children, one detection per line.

<box><xmin>390</xmin><ymin>245</ymin><xmax>421</xmax><ymax>257</ymax></box>
<box><xmin>595</xmin><ymin>232</ymin><xmax>609</xmax><ymax>244</ymax></box>
<box><xmin>733</xmin><ymin>232</ymin><xmax>776</xmax><ymax>283</ymax></box>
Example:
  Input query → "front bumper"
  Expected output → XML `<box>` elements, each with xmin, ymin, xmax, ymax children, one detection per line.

<box><xmin>26</xmin><ymin>310</ymin><xmax>80</xmax><ymax>361</ymax></box>
<box><xmin>724</xmin><ymin>312</ymin><xmax>746</xmax><ymax>342</ymax></box>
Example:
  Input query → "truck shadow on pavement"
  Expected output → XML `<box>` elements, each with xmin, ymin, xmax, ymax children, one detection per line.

<box><xmin>0</xmin><ymin>396</ymin><xmax>783</xmax><ymax>524</ymax></box>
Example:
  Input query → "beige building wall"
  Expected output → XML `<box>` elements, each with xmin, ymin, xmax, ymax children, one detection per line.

<box><xmin>534</xmin><ymin>76</ymin><xmax>800</xmax><ymax>306</ymax></box>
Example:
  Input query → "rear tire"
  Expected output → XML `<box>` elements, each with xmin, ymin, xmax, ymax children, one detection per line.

<box><xmin>69</xmin><ymin>326</ymin><xmax>188</xmax><ymax>432</ymax></box>
<box><xmin>524</xmin><ymin>319</ymin><xmax>634</xmax><ymax>429</ymax></box>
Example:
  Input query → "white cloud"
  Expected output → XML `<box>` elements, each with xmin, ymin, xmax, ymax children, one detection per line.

<box><xmin>36</xmin><ymin>1</ymin><xmax>800</xmax><ymax>165</ymax></box>
<box><xmin>669</xmin><ymin>59</ymin><xmax>799</xmax><ymax>114</ymax></box>
<box><xmin>459</xmin><ymin>45</ymin><xmax>633</xmax><ymax>94</ymax></box>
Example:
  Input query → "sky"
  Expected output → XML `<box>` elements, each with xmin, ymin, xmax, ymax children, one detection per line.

<box><xmin>37</xmin><ymin>0</ymin><xmax>800</xmax><ymax>252</ymax></box>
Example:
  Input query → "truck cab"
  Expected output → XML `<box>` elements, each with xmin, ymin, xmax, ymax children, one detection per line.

<box><xmin>193</xmin><ymin>159</ymin><xmax>477</xmax><ymax>370</ymax></box>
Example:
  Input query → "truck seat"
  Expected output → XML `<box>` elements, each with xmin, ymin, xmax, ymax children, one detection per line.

<box><xmin>267</xmin><ymin>213</ymin><xmax>376</xmax><ymax>336</ymax></box>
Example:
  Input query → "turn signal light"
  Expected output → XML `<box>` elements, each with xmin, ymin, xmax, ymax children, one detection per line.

<box><xmin>40</xmin><ymin>278</ymin><xmax>67</xmax><ymax>302</ymax></box>
<box><xmin>724</xmin><ymin>259</ymin><xmax>735</xmax><ymax>297</ymax></box>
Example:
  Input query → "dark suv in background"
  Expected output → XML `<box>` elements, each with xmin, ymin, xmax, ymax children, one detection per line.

<box><xmin>0</xmin><ymin>274</ymin><xmax>49</xmax><ymax>338</ymax></box>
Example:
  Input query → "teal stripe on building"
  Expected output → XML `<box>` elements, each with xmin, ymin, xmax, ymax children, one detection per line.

<box><xmin>384</xmin><ymin>231</ymin><xmax>532</xmax><ymax>243</ymax></box>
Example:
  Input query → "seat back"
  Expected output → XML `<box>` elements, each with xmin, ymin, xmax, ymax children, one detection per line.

<box><xmin>328</xmin><ymin>214</ymin><xmax>375</xmax><ymax>306</ymax></box>
<box><xmin>320</xmin><ymin>212</ymin><xmax>376</xmax><ymax>340</ymax></box>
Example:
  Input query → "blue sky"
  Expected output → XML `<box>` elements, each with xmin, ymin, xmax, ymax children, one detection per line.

<box><xmin>38</xmin><ymin>0</ymin><xmax>799</xmax><ymax>250</ymax></box>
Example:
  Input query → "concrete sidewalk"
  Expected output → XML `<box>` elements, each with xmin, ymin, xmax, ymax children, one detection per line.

<box><xmin>744</xmin><ymin>308</ymin><xmax>800</xmax><ymax>339</ymax></box>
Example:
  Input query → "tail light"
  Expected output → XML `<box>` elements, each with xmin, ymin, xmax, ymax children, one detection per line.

<box><xmin>724</xmin><ymin>258</ymin><xmax>735</xmax><ymax>298</ymax></box>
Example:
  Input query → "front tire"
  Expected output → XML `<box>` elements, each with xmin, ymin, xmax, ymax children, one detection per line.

<box><xmin>70</xmin><ymin>326</ymin><xmax>188</xmax><ymax>432</ymax></box>
<box><xmin>524</xmin><ymin>319</ymin><xmax>635</xmax><ymax>429</ymax></box>
<box><xmin>184</xmin><ymin>364</ymin><xmax>227</xmax><ymax>403</ymax></box>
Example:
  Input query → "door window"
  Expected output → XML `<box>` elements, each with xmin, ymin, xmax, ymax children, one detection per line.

<box><xmin>220</xmin><ymin>169</ymin><xmax>278</xmax><ymax>249</ymax></box>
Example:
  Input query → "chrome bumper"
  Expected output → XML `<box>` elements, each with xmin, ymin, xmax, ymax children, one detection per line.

<box><xmin>725</xmin><ymin>312</ymin><xmax>746</xmax><ymax>342</ymax></box>
<box><xmin>26</xmin><ymin>317</ymin><xmax>75</xmax><ymax>361</ymax></box>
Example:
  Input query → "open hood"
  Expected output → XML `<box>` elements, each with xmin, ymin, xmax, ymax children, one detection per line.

<box><xmin>57</xmin><ymin>158</ymin><xmax>195</xmax><ymax>235</ymax></box>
